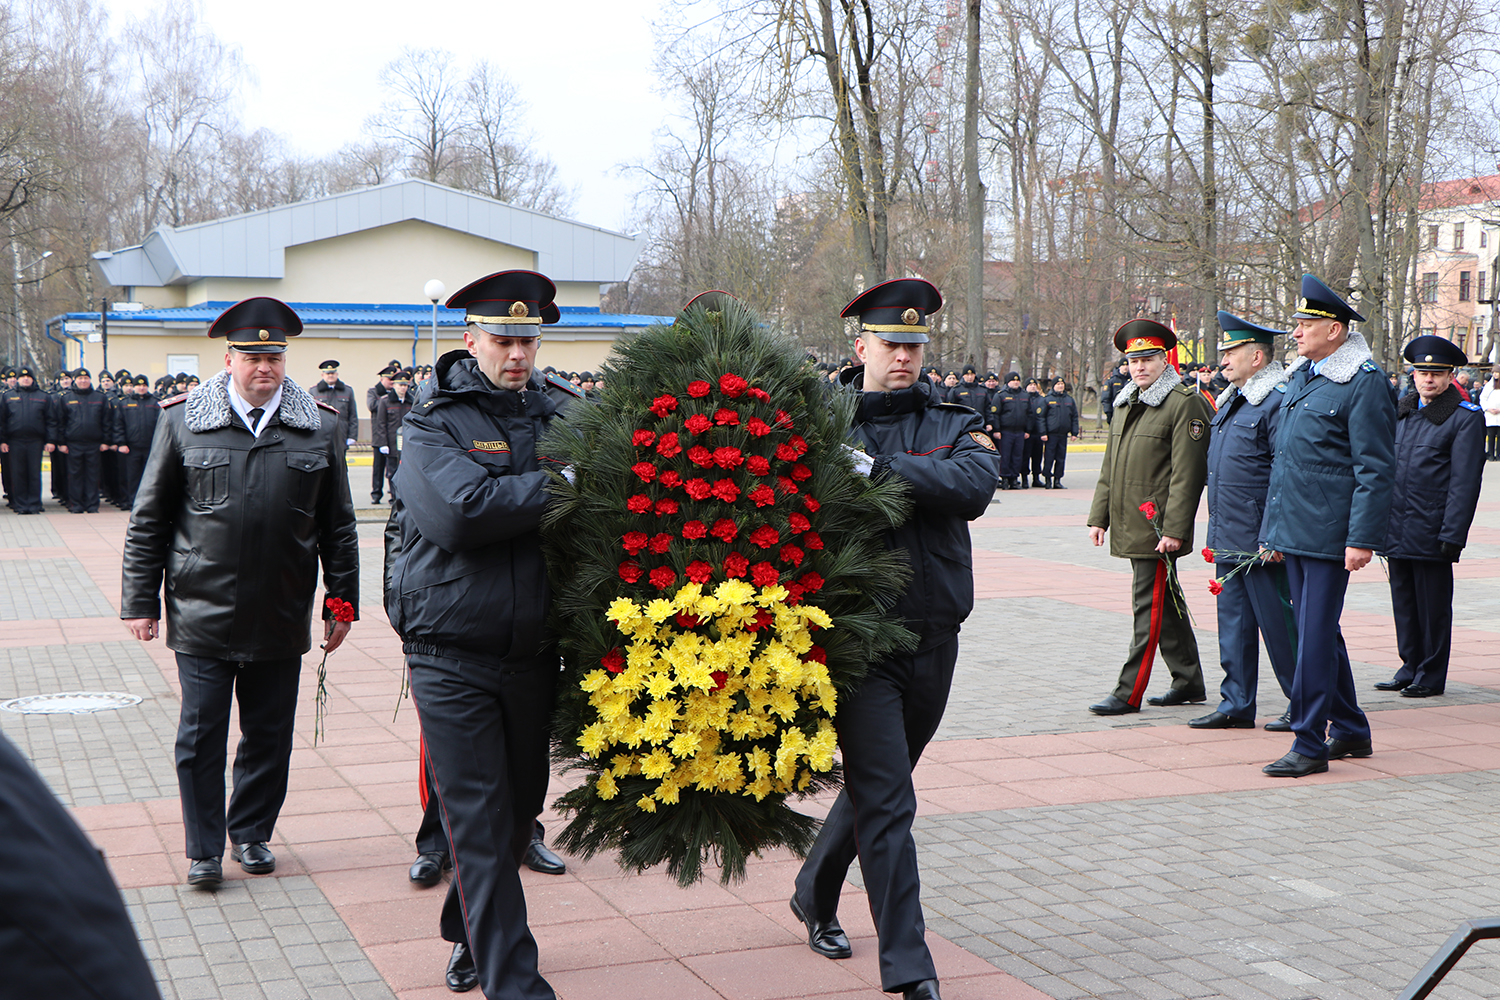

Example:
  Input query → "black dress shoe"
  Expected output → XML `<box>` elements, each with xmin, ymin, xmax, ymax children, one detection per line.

<box><xmin>409</xmin><ymin>851</ymin><xmax>450</xmax><ymax>886</ymax></box>
<box><xmin>187</xmin><ymin>857</ymin><xmax>223</xmax><ymax>886</ymax></box>
<box><xmin>1326</xmin><ymin>736</ymin><xmax>1372</xmax><ymax>759</ymax></box>
<box><xmin>445</xmin><ymin>941</ymin><xmax>478</xmax><ymax>992</ymax></box>
<box><xmin>903</xmin><ymin>980</ymin><xmax>941</xmax><ymax>1000</ymax></box>
<box><xmin>1147</xmin><ymin>688</ymin><xmax>1206</xmax><ymax>707</ymax></box>
<box><xmin>231</xmin><ymin>841</ymin><xmax>276</xmax><ymax>874</ymax></box>
<box><xmin>789</xmin><ymin>895</ymin><xmax>852</xmax><ymax>959</ymax></box>
<box><xmin>1401</xmin><ymin>684</ymin><xmax>1443</xmax><ymax>698</ymax></box>
<box><xmin>1032</xmin><ymin>476</ymin><xmax>1045</xmax><ymax>488</ymax></box>
<box><xmin>523</xmin><ymin>839</ymin><xmax>566</xmax><ymax>875</ymax></box>
<box><xmin>1264</xmin><ymin>710</ymin><xmax>1292</xmax><ymax>732</ymax></box>
<box><xmin>1375</xmin><ymin>678</ymin><xmax>1410</xmax><ymax>691</ymax></box>
<box><xmin>1189</xmin><ymin>711</ymin><xmax>1254</xmax><ymax>729</ymax></box>
<box><xmin>1088</xmin><ymin>694</ymin><xmax>1138</xmax><ymax>716</ymax></box>
<box><xmin>1262</xmin><ymin>751</ymin><xmax>1328</xmax><ymax>777</ymax></box>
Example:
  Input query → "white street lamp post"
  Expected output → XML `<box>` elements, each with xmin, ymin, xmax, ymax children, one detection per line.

<box><xmin>424</xmin><ymin>279</ymin><xmax>446</xmax><ymax>368</ymax></box>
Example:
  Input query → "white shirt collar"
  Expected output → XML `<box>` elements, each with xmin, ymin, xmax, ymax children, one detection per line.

<box><xmin>227</xmin><ymin>381</ymin><xmax>283</xmax><ymax>437</ymax></box>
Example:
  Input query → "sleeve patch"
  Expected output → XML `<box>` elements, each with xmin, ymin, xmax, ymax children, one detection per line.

<box><xmin>1188</xmin><ymin>418</ymin><xmax>1205</xmax><ymax>440</ymax></box>
<box><xmin>969</xmin><ymin>430</ymin><xmax>997</xmax><ymax>451</ymax></box>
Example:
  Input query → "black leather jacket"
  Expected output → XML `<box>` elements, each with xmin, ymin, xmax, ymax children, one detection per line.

<box><xmin>119</xmin><ymin>373</ymin><xmax>360</xmax><ymax>660</ymax></box>
<box><xmin>311</xmin><ymin>379</ymin><xmax>359</xmax><ymax>442</ymax></box>
<box><xmin>840</xmin><ymin>369</ymin><xmax>999</xmax><ymax>638</ymax></box>
<box><xmin>383</xmin><ymin>351</ymin><xmax>581</xmax><ymax>663</ymax></box>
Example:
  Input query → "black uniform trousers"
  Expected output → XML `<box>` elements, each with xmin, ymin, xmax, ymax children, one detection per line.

<box><xmin>1486</xmin><ymin>426</ymin><xmax>1499</xmax><ymax>461</ymax></box>
<box><xmin>415</xmin><ymin>760</ymin><xmax>545</xmax><ymax>859</ymax></box>
<box><xmin>64</xmin><ymin>444</ymin><xmax>101</xmax><ymax>512</ymax></box>
<box><xmin>1213</xmin><ymin>561</ymin><xmax>1296</xmax><ymax>721</ymax></box>
<box><xmin>0</xmin><ymin>732</ymin><xmax>163</xmax><ymax>1000</ymax></box>
<box><xmin>6</xmin><ymin>438</ymin><xmax>44</xmax><ymax>513</ymax></box>
<box><xmin>1111</xmin><ymin>557</ymin><xmax>1204</xmax><ymax>706</ymax></box>
<box><xmin>793</xmin><ymin>630</ymin><xmax>957</xmax><ymax>993</ymax></box>
<box><xmin>1388</xmin><ymin>557</ymin><xmax>1455</xmax><ymax>693</ymax></box>
<box><xmin>1041</xmin><ymin>435</ymin><xmax>1068</xmax><ymax>480</ymax></box>
<box><xmin>1025</xmin><ymin>435</ymin><xmax>1044</xmax><ymax>478</ymax></box>
<box><xmin>50</xmin><ymin>443</ymin><xmax>66</xmax><ymax>500</ymax></box>
<box><xmin>385</xmin><ymin>451</ymin><xmax>402</xmax><ymax>501</ymax></box>
<box><xmin>371</xmin><ymin>449</ymin><xmax>387</xmax><ymax>500</ymax></box>
<box><xmin>175</xmin><ymin>654</ymin><xmax>301</xmax><ymax>860</ymax></box>
<box><xmin>101</xmin><ymin>447</ymin><xmax>118</xmax><ymax>502</ymax></box>
<box><xmin>120</xmin><ymin>448</ymin><xmax>150</xmax><ymax>508</ymax></box>
<box><xmin>0</xmin><ymin>443</ymin><xmax>10</xmax><ymax>503</ymax></box>
<box><xmin>998</xmin><ymin>431</ymin><xmax>1025</xmax><ymax>478</ymax></box>
<box><xmin>409</xmin><ymin>650</ymin><xmax>557</xmax><ymax>1000</ymax></box>
<box><xmin>1283</xmin><ymin>554</ymin><xmax>1370</xmax><ymax>760</ymax></box>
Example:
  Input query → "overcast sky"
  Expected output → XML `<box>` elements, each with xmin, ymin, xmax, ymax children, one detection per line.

<box><xmin>104</xmin><ymin>0</ymin><xmax>672</xmax><ymax>234</ymax></box>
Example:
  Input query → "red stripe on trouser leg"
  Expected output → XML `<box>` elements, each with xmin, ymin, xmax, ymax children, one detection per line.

<box><xmin>418</xmin><ymin>732</ymin><xmax>430</xmax><ymax>811</ymax></box>
<box><xmin>1128</xmin><ymin>561</ymin><xmax>1168</xmax><ymax>706</ymax></box>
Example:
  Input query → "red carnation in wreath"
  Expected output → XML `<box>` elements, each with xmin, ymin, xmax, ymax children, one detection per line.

<box><xmin>713</xmin><ymin>446</ymin><xmax>744</xmax><ymax>469</ymax></box>
<box><xmin>710</xmin><ymin>518</ymin><xmax>738</xmax><ymax>542</ymax></box>
<box><xmin>748</xmin><ymin>387</ymin><xmax>770</xmax><ymax>402</ymax></box>
<box><xmin>627</xmin><ymin>494</ymin><xmax>651</xmax><ymax>514</ymax></box>
<box><xmin>723</xmin><ymin>552</ymin><xmax>749</xmax><ymax>578</ymax></box>
<box><xmin>750</xmin><ymin>561</ymin><xmax>780</xmax><ymax>587</ymax></box>
<box><xmin>780</xmin><ymin>544</ymin><xmax>804</xmax><ymax>567</ymax></box>
<box><xmin>684</xmin><ymin>414</ymin><xmax>712</xmax><ymax>435</ymax></box>
<box><xmin>718</xmin><ymin>373</ymin><xmax>748</xmax><ymax>398</ymax></box>
<box><xmin>632</xmin><ymin>429</ymin><xmax>656</xmax><ymax>447</ymax></box>
<box><xmin>748</xmin><ymin>525</ymin><xmax>780</xmax><ymax>549</ymax></box>
<box><xmin>684</xmin><ymin>560</ymin><xmax>714</xmax><ymax>584</ymax></box>
<box><xmin>622</xmin><ymin>531</ymin><xmax>649</xmax><ymax>555</ymax></box>
<box><xmin>774</xmin><ymin>443</ymin><xmax>798</xmax><ymax>462</ymax></box>
<box><xmin>774</xmin><ymin>409</ymin><xmax>793</xmax><ymax>428</ymax></box>
<box><xmin>776</xmin><ymin>476</ymin><xmax>799</xmax><ymax>495</ymax></box>
<box><xmin>649</xmin><ymin>566</ymin><xmax>677</xmax><ymax>590</ymax></box>
<box><xmin>649</xmin><ymin>395</ymin><xmax>678</xmax><ymax>417</ymax></box>
<box><xmin>601</xmin><ymin>648</ymin><xmax>625</xmax><ymax>673</ymax></box>
<box><xmin>798</xmin><ymin>571</ymin><xmax>824</xmax><ymax>592</ymax></box>
<box><xmin>746</xmin><ymin>418</ymin><xmax>772</xmax><ymax>438</ymax></box>
<box><xmin>649</xmin><ymin>532</ymin><xmax>673</xmax><ymax>554</ymax></box>
<box><xmin>684</xmin><ymin>478</ymin><xmax>713</xmax><ymax>500</ymax></box>
<box><xmin>747</xmin><ymin>455</ymin><xmax>771</xmax><ymax>475</ymax></box>
<box><xmin>714</xmin><ymin>408</ymin><xmax>740</xmax><ymax>427</ymax></box>
<box><xmin>654</xmin><ymin>498</ymin><xmax>679</xmax><ymax>516</ymax></box>
<box><xmin>681</xmin><ymin>520</ymin><xmax>708</xmax><ymax>540</ymax></box>
<box><xmin>631</xmin><ymin>461</ymin><xmax>657</xmax><ymax>483</ymax></box>
<box><xmin>748</xmin><ymin>484</ymin><xmax>776</xmax><ymax>507</ymax></box>
<box><xmin>659</xmin><ymin>469</ymin><xmax>682</xmax><ymax>489</ymax></box>
<box><xmin>790</xmin><ymin>435</ymin><xmax>808</xmax><ymax>457</ymax></box>
<box><xmin>656</xmin><ymin>432</ymin><xmax>682</xmax><ymax>458</ymax></box>
<box><xmin>711</xmin><ymin>479</ymin><xmax>741</xmax><ymax>503</ymax></box>
<box><xmin>790</xmin><ymin>463</ymin><xmax>812</xmax><ymax>481</ymax></box>
<box><xmin>803</xmin><ymin>531</ymin><xmax>824</xmax><ymax>550</ymax></box>
<box><xmin>687</xmin><ymin>380</ymin><xmax>712</xmax><ymax>398</ymax></box>
<box><xmin>618</xmin><ymin>561</ymin><xmax>643</xmax><ymax>583</ymax></box>
<box><xmin>789</xmin><ymin>512</ymin><xmax>811</xmax><ymax>533</ymax></box>
<box><xmin>803</xmin><ymin>496</ymin><xmax>821</xmax><ymax>513</ymax></box>
<box><xmin>687</xmin><ymin>445</ymin><xmax>714</xmax><ymax>468</ymax></box>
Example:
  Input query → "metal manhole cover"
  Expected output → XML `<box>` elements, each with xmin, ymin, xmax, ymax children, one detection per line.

<box><xmin>0</xmin><ymin>692</ymin><xmax>143</xmax><ymax>715</ymax></box>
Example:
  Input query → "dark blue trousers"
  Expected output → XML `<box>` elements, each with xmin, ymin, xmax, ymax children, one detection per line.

<box><xmin>998</xmin><ymin>431</ymin><xmax>1025</xmax><ymax>477</ymax></box>
<box><xmin>1041</xmin><ymin>436</ymin><xmax>1068</xmax><ymax>479</ymax></box>
<box><xmin>793</xmin><ymin>631</ymin><xmax>957</xmax><ymax>992</ymax></box>
<box><xmin>1214</xmin><ymin>561</ymin><xmax>1297</xmax><ymax>720</ymax></box>
<box><xmin>1284</xmin><ymin>555</ymin><xmax>1370</xmax><ymax>758</ymax></box>
<box><xmin>1388</xmin><ymin>558</ymin><xmax>1454</xmax><ymax>693</ymax></box>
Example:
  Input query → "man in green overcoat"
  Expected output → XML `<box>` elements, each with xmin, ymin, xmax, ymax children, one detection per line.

<box><xmin>1086</xmin><ymin>320</ymin><xmax>1213</xmax><ymax>715</ymax></box>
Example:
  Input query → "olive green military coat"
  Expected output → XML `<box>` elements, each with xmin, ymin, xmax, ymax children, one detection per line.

<box><xmin>1087</xmin><ymin>373</ymin><xmax>1213</xmax><ymax>559</ymax></box>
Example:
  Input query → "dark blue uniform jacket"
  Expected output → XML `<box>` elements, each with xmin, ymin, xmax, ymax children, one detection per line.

<box><xmin>1032</xmin><ymin>390</ymin><xmax>1079</xmax><ymax>435</ymax></box>
<box><xmin>1261</xmin><ymin>335</ymin><xmax>1396</xmax><ymax>558</ymax></box>
<box><xmin>1380</xmin><ymin>385</ymin><xmax>1485</xmax><ymax>561</ymax></box>
<box><xmin>1205</xmin><ymin>373</ymin><xmax>1285</xmax><ymax>561</ymax></box>
<box><xmin>987</xmin><ymin>387</ymin><xmax>1030</xmax><ymax>432</ymax></box>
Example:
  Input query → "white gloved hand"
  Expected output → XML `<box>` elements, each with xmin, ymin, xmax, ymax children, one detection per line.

<box><xmin>843</xmin><ymin>444</ymin><xmax>875</xmax><ymax>477</ymax></box>
<box><xmin>346</xmin><ymin>438</ymin><xmax>355</xmax><ymax>447</ymax></box>
<box><xmin>379</xmin><ymin>446</ymin><xmax>389</xmax><ymax>455</ymax></box>
<box><xmin>561</xmin><ymin>465</ymin><xmax>576</xmax><ymax>484</ymax></box>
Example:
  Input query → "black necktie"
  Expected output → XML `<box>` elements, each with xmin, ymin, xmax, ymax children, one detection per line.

<box><xmin>246</xmin><ymin>407</ymin><xmax>263</xmax><ymax>432</ymax></box>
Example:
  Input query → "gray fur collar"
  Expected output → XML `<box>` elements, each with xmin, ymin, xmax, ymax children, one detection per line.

<box><xmin>1114</xmin><ymin>365</ymin><xmax>1182</xmax><ymax>408</ymax></box>
<box><xmin>1216</xmin><ymin>360</ymin><xmax>1287</xmax><ymax>409</ymax></box>
<box><xmin>1285</xmin><ymin>330</ymin><xmax>1372</xmax><ymax>384</ymax></box>
<box><xmin>184</xmin><ymin>369</ymin><xmax>324</xmax><ymax>433</ymax></box>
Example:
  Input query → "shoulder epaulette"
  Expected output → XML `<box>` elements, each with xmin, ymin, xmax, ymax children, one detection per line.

<box><xmin>1274</xmin><ymin>383</ymin><xmax>1287</xmax><ymax>393</ymax></box>
<box><xmin>1360</xmin><ymin>360</ymin><xmax>1381</xmax><ymax>373</ymax></box>
<box><xmin>545</xmin><ymin>372</ymin><xmax>585</xmax><ymax>399</ymax></box>
<box><xmin>1461</xmin><ymin>400</ymin><xmax>1482</xmax><ymax>411</ymax></box>
<box><xmin>417</xmin><ymin>395</ymin><xmax>453</xmax><ymax>411</ymax></box>
<box><xmin>315</xmin><ymin>400</ymin><xmax>339</xmax><ymax>414</ymax></box>
<box><xmin>160</xmin><ymin>393</ymin><xmax>188</xmax><ymax>408</ymax></box>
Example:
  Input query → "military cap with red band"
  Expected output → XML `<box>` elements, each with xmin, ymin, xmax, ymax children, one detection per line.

<box><xmin>1113</xmin><ymin>318</ymin><xmax>1177</xmax><ymax>358</ymax></box>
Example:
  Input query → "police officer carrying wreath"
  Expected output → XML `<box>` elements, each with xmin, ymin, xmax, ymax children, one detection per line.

<box><xmin>1374</xmin><ymin>334</ymin><xmax>1485</xmax><ymax>699</ymax></box>
<box><xmin>1087</xmin><ymin>319</ymin><xmax>1212</xmax><ymax>715</ymax></box>
<box><xmin>790</xmin><ymin>278</ymin><xmax>998</xmax><ymax>1000</ymax></box>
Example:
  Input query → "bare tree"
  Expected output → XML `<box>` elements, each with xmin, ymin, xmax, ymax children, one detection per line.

<box><xmin>367</xmin><ymin>47</ymin><xmax>463</xmax><ymax>183</ymax></box>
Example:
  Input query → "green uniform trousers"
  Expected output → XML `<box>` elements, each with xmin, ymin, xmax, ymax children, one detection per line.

<box><xmin>1112</xmin><ymin>557</ymin><xmax>1204</xmax><ymax>706</ymax></box>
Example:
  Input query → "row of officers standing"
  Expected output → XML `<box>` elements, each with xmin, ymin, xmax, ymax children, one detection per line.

<box><xmin>913</xmin><ymin>367</ymin><xmax>1081</xmax><ymax>490</ymax></box>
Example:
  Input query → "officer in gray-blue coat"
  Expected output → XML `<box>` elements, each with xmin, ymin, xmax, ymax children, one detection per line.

<box><xmin>1375</xmin><ymin>335</ymin><xmax>1485</xmax><ymax>699</ymax></box>
<box><xmin>1260</xmin><ymin>275</ymin><xmax>1396</xmax><ymax>777</ymax></box>
<box><xmin>1190</xmin><ymin>313</ymin><xmax>1297</xmax><ymax>732</ymax></box>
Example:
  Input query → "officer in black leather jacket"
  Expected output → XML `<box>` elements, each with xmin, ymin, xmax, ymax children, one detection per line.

<box><xmin>383</xmin><ymin>270</ymin><xmax>579</xmax><ymax>999</ymax></box>
<box><xmin>789</xmin><ymin>278</ymin><xmax>997</xmax><ymax>1000</ymax></box>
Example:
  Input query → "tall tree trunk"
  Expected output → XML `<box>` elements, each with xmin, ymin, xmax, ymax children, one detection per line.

<box><xmin>964</xmin><ymin>0</ymin><xmax>984</xmax><ymax>367</ymax></box>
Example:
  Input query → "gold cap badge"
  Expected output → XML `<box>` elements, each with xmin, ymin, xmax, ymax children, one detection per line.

<box><xmin>509</xmin><ymin>301</ymin><xmax>528</xmax><ymax>318</ymax></box>
<box><xmin>258</xmin><ymin>329</ymin><xmax>269</xmax><ymax>341</ymax></box>
<box><xmin>901</xmin><ymin>308</ymin><xmax>920</xmax><ymax>325</ymax></box>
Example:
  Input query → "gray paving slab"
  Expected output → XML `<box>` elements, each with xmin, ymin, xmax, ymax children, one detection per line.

<box><xmin>123</xmin><ymin>878</ymin><xmax>397</xmax><ymax>1000</ymax></box>
<box><xmin>0</xmin><ymin>511</ymin><xmax>63</xmax><ymax>547</ymax></box>
<box><xmin>0</xmin><ymin>556</ymin><xmax>117</xmax><ymax>619</ymax></box>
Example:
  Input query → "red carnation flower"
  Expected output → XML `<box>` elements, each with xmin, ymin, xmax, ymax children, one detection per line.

<box><xmin>802</xmin><ymin>531</ymin><xmax>824</xmax><ymax>550</ymax></box>
<box><xmin>790</xmin><ymin>463</ymin><xmax>812</xmax><ymax>481</ymax></box>
<box><xmin>780</xmin><ymin>544</ymin><xmax>805</xmax><ymax>567</ymax></box>
<box><xmin>655</xmin><ymin>498</ymin><xmax>679</xmax><ymax>516</ymax></box>
<box><xmin>711</xmin><ymin>479</ymin><xmax>741</xmax><ymax>502</ymax></box>
<box><xmin>631</xmin><ymin>461</ymin><xmax>657</xmax><ymax>483</ymax></box>
<box><xmin>782</xmin><ymin>582</ymin><xmax>804</xmax><ymax>604</ymax></box>
<box><xmin>1208</xmin><ymin>579</ymin><xmax>1224</xmax><ymax>596</ymax></box>
<box><xmin>687</xmin><ymin>445</ymin><xmax>714</xmax><ymax>468</ymax></box>
<box><xmin>719</xmin><ymin>373</ymin><xmax>748</xmax><ymax>398</ymax></box>
<box><xmin>656</xmin><ymin>432</ymin><xmax>682</xmax><ymax>458</ymax></box>
<box><xmin>750</xmin><ymin>561</ymin><xmax>780</xmax><ymax>587</ymax></box>
<box><xmin>713</xmin><ymin>446</ymin><xmax>744</xmax><ymax>469</ymax></box>
<box><xmin>1139</xmin><ymin>501</ymin><xmax>1158</xmax><ymax>520</ymax></box>
<box><xmin>676</xmin><ymin>612</ymin><xmax>703</xmax><ymax>628</ymax></box>
<box><xmin>710</xmin><ymin>670</ymin><xmax>728</xmax><ymax>691</ymax></box>
<box><xmin>724</xmin><ymin>552</ymin><xmax>749</xmax><ymax>578</ymax></box>
<box><xmin>748</xmin><ymin>387</ymin><xmax>770</xmax><ymax>402</ymax></box>
<box><xmin>748</xmin><ymin>525</ymin><xmax>780</xmax><ymax>549</ymax></box>
<box><xmin>774</xmin><ymin>409</ymin><xmax>793</xmax><ymax>428</ymax></box>
<box><xmin>775</xmin><ymin>443</ymin><xmax>798</xmax><ymax>462</ymax></box>
<box><xmin>684</xmin><ymin>478</ymin><xmax>713</xmax><ymax>500</ymax></box>
<box><xmin>649</xmin><ymin>532</ymin><xmax>673</xmax><ymax>555</ymax></box>
<box><xmin>602</xmin><ymin>648</ymin><xmax>625</xmax><ymax>673</ymax></box>
<box><xmin>687</xmin><ymin>380</ymin><xmax>712</xmax><ymax>398</ymax></box>
<box><xmin>649</xmin><ymin>566</ymin><xmax>677</xmax><ymax>590</ymax></box>
<box><xmin>776</xmin><ymin>476</ymin><xmax>799</xmax><ymax>495</ymax></box>
<box><xmin>746</xmin><ymin>608</ymin><xmax>775</xmax><ymax>632</ymax></box>
<box><xmin>710</xmin><ymin>518</ymin><xmax>738</xmax><ymax>542</ymax></box>
<box><xmin>798</xmin><ymin>571</ymin><xmax>824</xmax><ymax>592</ymax></box>
<box><xmin>789</xmin><ymin>435</ymin><xmax>808</xmax><ymax>456</ymax></box>
<box><xmin>1202</xmin><ymin>548</ymin><xmax>1214</xmax><ymax>564</ymax></box>
<box><xmin>789</xmin><ymin>513</ymin><xmax>811</xmax><ymax>533</ymax></box>
<box><xmin>684</xmin><ymin>560</ymin><xmax>714</xmax><ymax>584</ymax></box>
<box><xmin>326</xmin><ymin>597</ymin><xmax>355</xmax><ymax>622</ymax></box>
<box><xmin>684</xmin><ymin>414</ymin><xmax>713</xmax><ymax>435</ymax></box>
<box><xmin>746</xmin><ymin>418</ymin><xmax>772</xmax><ymax>437</ymax></box>
<box><xmin>747</xmin><ymin>455</ymin><xmax>771</xmax><ymax>476</ymax></box>
<box><xmin>659</xmin><ymin>470</ymin><xmax>682</xmax><ymax>489</ymax></box>
<box><xmin>650</xmin><ymin>394</ymin><xmax>679</xmax><ymax>417</ymax></box>
<box><xmin>622</xmin><ymin>530</ymin><xmax>649</xmax><ymax>555</ymax></box>
<box><xmin>682</xmin><ymin>520</ymin><xmax>708</xmax><ymax>540</ymax></box>
<box><xmin>805</xmin><ymin>645</ymin><xmax>827</xmax><ymax>664</ymax></box>
<box><xmin>618</xmin><ymin>561</ymin><xmax>643</xmax><ymax>583</ymax></box>
<box><xmin>748</xmin><ymin>484</ymin><xmax>776</xmax><ymax>507</ymax></box>
<box><xmin>632</xmin><ymin>429</ymin><xmax>657</xmax><ymax>447</ymax></box>
<box><xmin>714</xmin><ymin>408</ymin><xmax>740</xmax><ymax>427</ymax></box>
<box><xmin>803</xmin><ymin>496</ymin><xmax>820</xmax><ymax>513</ymax></box>
<box><xmin>627</xmin><ymin>494</ymin><xmax>652</xmax><ymax>514</ymax></box>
